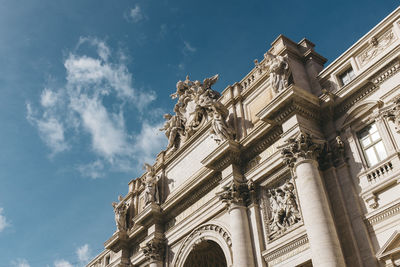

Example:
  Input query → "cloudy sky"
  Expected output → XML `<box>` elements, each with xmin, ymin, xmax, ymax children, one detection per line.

<box><xmin>0</xmin><ymin>0</ymin><xmax>398</xmax><ymax>266</ymax></box>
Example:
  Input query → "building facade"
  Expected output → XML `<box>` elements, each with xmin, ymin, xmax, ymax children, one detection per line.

<box><xmin>87</xmin><ymin>7</ymin><xmax>400</xmax><ymax>267</ymax></box>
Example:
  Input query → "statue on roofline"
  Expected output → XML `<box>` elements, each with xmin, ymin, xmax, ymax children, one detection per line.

<box><xmin>160</xmin><ymin>74</ymin><xmax>235</xmax><ymax>156</ymax></box>
<box><xmin>112</xmin><ymin>197</ymin><xmax>129</xmax><ymax>232</ymax></box>
<box><xmin>143</xmin><ymin>163</ymin><xmax>160</xmax><ymax>205</ymax></box>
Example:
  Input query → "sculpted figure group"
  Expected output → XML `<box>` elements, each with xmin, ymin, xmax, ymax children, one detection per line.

<box><xmin>267</xmin><ymin>181</ymin><xmax>301</xmax><ymax>240</ymax></box>
<box><xmin>160</xmin><ymin>74</ymin><xmax>235</xmax><ymax>155</ymax></box>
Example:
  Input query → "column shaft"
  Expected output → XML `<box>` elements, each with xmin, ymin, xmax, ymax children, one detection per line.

<box><xmin>294</xmin><ymin>159</ymin><xmax>346</xmax><ymax>267</ymax></box>
<box><xmin>229</xmin><ymin>203</ymin><xmax>255</xmax><ymax>267</ymax></box>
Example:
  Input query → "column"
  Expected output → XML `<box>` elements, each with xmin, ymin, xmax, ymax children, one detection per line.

<box><xmin>218</xmin><ymin>167</ymin><xmax>255</xmax><ymax>267</ymax></box>
<box><xmin>281</xmin><ymin>132</ymin><xmax>346</xmax><ymax>267</ymax></box>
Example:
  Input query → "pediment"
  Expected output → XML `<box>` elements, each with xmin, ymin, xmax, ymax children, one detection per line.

<box><xmin>340</xmin><ymin>100</ymin><xmax>383</xmax><ymax>129</ymax></box>
<box><xmin>376</xmin><ymin>230</ymin><xmax>400</xmax><ymax>260</ymax></box>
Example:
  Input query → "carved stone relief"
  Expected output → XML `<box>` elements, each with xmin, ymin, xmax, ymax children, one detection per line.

<box><xmin>262</xmin><ymin>179</ymin><xmax>302</xmax><ymax>241</ymax></box>
<box><xmin>160</xmin><ymin>75</ymin><xmax>235</xmax><ymax>156</ymax></box>
<box><xmin>383</xmin><ymin>95</ymin><xmax>400</xmax><ymax>133</ymax></box>
<box><xmin>357</xmin><ymin>28</ymin><xmax>397</xmax><ymax>67</ymax></box>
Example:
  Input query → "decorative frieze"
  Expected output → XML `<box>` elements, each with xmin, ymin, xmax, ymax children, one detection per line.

<box><xmin>357</xmin><ymin>28</ymin><xmax>397</xmax><ymax>67</ymax></box>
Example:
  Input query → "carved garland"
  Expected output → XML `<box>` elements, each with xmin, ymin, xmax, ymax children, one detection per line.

<box><xmin>173</xmin><ymin>223</ymin><xmax>232</xmax><ymax>267</ymax></box>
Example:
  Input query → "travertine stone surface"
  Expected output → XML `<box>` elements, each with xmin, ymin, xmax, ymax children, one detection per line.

<box><xmin>87</xmin><ymin>7</ymin><xmax>400</xmax><ymax>267</ymax></box>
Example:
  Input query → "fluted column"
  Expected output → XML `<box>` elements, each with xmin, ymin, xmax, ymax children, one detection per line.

<box><xmin>219</xmin><ymin>175</ymin><xmax>255</xmax><ymax>267</ymax></box>
<box><xmin>281</xmin><ymin>133</ymin><xmax>346</xmax><ymax>267</ymax></box>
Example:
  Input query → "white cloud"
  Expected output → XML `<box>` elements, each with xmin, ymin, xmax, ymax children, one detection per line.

<box><xmin>40</xmin><ymin>88</ymin><xmax>59</xmax><ymax>108</ymax></box>
<box><xmin>54</xmin><ymin>260</ymin><xmax>73</xmax><ymax>267</ymax></box>
<box><xmin>70</xmin><ymin>95</ymin><xmax>129</xmax><ymax>160</ymax></box>
<box><xmin>0</xmin><ymin>207</ymin><xmax>9</xmax><ymax>232</ymax></box>
<box><xmin>77</xmin><ymin>244</ymin><xmax>91</xmax><ymax>264</ymax></box>
<box><xmin>77</xmin><ymin>160</ymin><xmax>104</xmax><ymax>179</ymax></box>
<box><xmin>27</xmin><ymin>37</ymin><xmax>166</xmax><ymax>177</ymax></box>
<box><xmin>129</xmin><ymin>5</ymin><xmax>144</xmax><ymax>23</ymax></box>
<box><xmin>27</xmin><ymin>104</ymin><xmax>69</xmax><ymax>155</ymax></box>
<box><xmin>183</xmin><ymin>41</ymin><xmax>196</xmax><ymax>54</ymax></box>
<box><xmin>11</xmin><ymin>259</ymin><xmax>30</xmax><ymax>267</ymax></box>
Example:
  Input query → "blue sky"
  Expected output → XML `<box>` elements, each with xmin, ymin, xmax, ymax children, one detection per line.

<box><xmin>0</xmin><ymin>1</ymin><xmax>399</xmax><ymax>266</ymax></box>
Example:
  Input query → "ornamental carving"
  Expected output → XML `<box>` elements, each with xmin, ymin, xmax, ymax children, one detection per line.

<box><xmin>173</xmin><ymin>223</ymin><xmax>232</xmax><ymax>267</ymax></box>
<box><xmin>142</xmin><ymin>239</ymin><xmax>165</xmax><ymax>262</ymax></box>
<box><xmin>255</xmin><ymin>52</ymin><xmax>291</xmax><ymax>93</ymax></box>
<box><xmin>280</xmin><ymin>132</ymin><xmax>324</xmax><ymax>167</ymax></box>
<box><xmin>357</xmin><ymin>29</ymin><xmax>396</xmax><ymax>67</ymax></box>
<box><xmin>263</xmin><ymin>179</ymin><xmax>301</xmax><ymax>240</ymax></box>
<box><xmin>142</xmin><ymin>163</ymin><xmax>160</xmax><ymax>205</ymax></box>
<box><xmin>383</xmin><ymin>95</ymin><xmax>400</xmax><ymax>133</ymax></box>
<box><xmin>160</xmin><ymin>75</ymin><xmax>235</xmax><ymax>156</ymax></box>
<box><xmin>217</xmin><ymin>179</ymin><xmax>253</xmax><ymax>207</ymax></box>
<box><xmin>319</xmin><ymin>136</ymin><xmax>346</xmax><ymax>169</ymax></box>
<box><xmin>112</xmin><ymin>196</ymin><xmax>129</xmax><ymax>232</ymax></box>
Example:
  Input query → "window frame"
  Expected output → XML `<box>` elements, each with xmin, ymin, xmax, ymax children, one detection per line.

<box><xmin>357</xmin><ymin>122</ymin><xmax>388</xmax><ymax>167</ymax></box>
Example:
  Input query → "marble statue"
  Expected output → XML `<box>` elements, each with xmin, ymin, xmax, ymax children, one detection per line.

<box><xmin>143</xmin><ymin>163</ymin><xmax>160</xmax><ymax>205</ymax></box>
<box><xmin>264</xmin><ymin>52</ymin><xmax>291</xmax><ymax>93</ymax></box>
<box><xmin>160</xmin><ymin>74</ymin><xmax>235</xmax><ymax>155</ymax></box>
<box><xmin>112</xmin><ymin>199</ymin><xmax>129</xmax><ymax>232</ymax></box>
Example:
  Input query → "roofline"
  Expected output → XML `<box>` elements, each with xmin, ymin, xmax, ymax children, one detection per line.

<box><xmin>319</xmin><ymin>6</ymin><xmax>400</xmax><ymax>77</ymax></box>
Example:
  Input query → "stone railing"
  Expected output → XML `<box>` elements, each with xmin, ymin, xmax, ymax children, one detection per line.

<box><xmin>366</xmin><ymin>160</ymin><xmax>393</xmax><ymax>183</ymax></box>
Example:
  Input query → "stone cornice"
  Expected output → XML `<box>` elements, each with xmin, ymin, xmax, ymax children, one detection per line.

<box><xmin>161</xmin><ymin>172</ymin><xmax>221</xmax><ymax>221</ymax></box>
<box><xmin>104</xmin><ymin>231</ymin><xmax>129</xmax><ymax>252</ymax></box>
<box><xmin>256</xmin><ymin>85</ymin><xmax>321</xmax><ymax>124</ymax></box>
<box><xmin>201</xmin><ymin>140</ymin><xmax>240</xmax><ymax>170</ymax></box>
<box><xmin>365</xmin><ymin>200</ymin><xmax>400</xmax><ymax>228</ymax></box>
<box><xmin>263</xmin><ymin>233</ymin><xmax>309</xmax><ymax>263</ymax></box>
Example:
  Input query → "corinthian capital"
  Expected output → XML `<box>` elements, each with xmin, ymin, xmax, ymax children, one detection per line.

<box><xmin>142</xmin><ymin>239</ymin><xmax>165</xmax><ymax>262</ymax></box>
<box><xmin>280</xmin><ymin>132</ymin><xmax>325</xmax><ymax>167</ymax></box>
<box><xmin>217</xmin><ymin>179</ymin><xmax>253</xmax><ymax>207</ymax></box>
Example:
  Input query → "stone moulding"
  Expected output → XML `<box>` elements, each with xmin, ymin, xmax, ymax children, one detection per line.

<box><xmin>256</xmin><ymin>85</ymin><xmax>320</xmax><ymax>124</ymax></box>
<box><xmin>263</xmin><ymin>234</ymin><xmax>309</xmax><ymax>265</ymax></box>
<box><xmin>365</xmin><ymin>201</ymin><xmax>400</xmax><ymax>228</ymax></box>
<box><xmin>172</xmin><ymin>222</ymin><xmax>233</xmax><ymax>267</ymax></box>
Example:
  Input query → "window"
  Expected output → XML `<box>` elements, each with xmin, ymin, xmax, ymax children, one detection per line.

<box><xmin>105</xmin><ymin>255</ymin><xmax>110</xmax><ymax>266</ymax></box>
<box><xmin>358</xmin><ymin>123</ymin><xmax>387</xmax><ymax>167</ymax></box>
<box><xmin>339</xmin><ymin>67</ymin><xmax>355</xmax><ymax>86</ymax></box>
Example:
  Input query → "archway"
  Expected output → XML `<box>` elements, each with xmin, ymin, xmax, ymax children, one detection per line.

<box><xmin>172</xmin><ymin>223</ymin><xmax>233</xmax><ymax>267</ymax></box>
<box><xmin>183</xmin><ymin>240</ymin><xmax>227</xmax><ymax>267</ymax></box>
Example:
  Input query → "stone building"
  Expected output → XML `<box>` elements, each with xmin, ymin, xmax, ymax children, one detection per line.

<box><xmin>87</xmin><ymin>7</ymin><xmax>400</xmax><ymax>267</ymax></box>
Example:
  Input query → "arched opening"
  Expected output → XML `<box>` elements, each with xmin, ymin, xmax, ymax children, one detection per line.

<box><xmin>183</xmin><ymin>240</ymin><xmax>227</xmax><ymax>267</ymax></box>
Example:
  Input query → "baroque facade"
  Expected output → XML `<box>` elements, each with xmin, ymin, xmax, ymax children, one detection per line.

<box><xmin>87</xmin><ymin>8</ymin><xmax>400</xmax><ymax>267</ymax></box>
